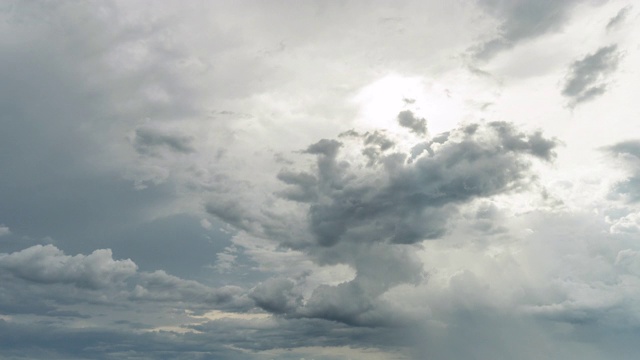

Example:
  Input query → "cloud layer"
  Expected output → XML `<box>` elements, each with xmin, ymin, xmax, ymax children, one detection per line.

<box><xmin>2</xmin><ymin>1</ymin><xmax>640</xmax><ymax>359</ymax></box>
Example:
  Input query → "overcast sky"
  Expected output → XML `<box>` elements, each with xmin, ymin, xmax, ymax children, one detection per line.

<box><xmin>1</xmin><ymin>1</ymin><xmax>640</xmax><ymax>359</ymax></box>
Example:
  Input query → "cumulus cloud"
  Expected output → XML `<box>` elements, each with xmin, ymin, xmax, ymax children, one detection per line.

<box><xmin>0</xmin><ymin>225</ymin><xmax>9</xmax><ymax>237</ymax></box>
<box><xmin>294</xmin><ymin>121</ymin><xmax>556</xmax><ymax>247</ymax></box>
<box><xmin>562</xmin><ymin>45</ymin><xmax>620</xmax><ymax>107</ymax></box>
<box><xmin>0</xmin><ymin>245</ymin><xmax>252</xmax><ymax>319</ymax></box>
<box><xmin>225</xmin><ymin>120</ymin><xmax>558</xmax><ymax>327</ymax></box>
<box><xmin>250</xmin><ymin>277</ymin><xmax>302</xmax><ymax>314</ymax></box>
<box><xmin>0</xmin><ymin>244</ymin><xmax>137</xmax><ymax>289</ymax></box>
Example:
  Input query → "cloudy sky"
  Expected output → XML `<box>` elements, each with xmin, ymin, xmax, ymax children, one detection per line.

<box><xmin>1</xmin><ymin>1</ymin><xmax>640</xmax><ymax>359</ymax></box>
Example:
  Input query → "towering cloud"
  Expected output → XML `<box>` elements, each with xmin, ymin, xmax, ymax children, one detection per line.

<box><xmin>233</xmin><ymin>120</ymin><xmax>558</xmax><ymax>327</ymax></box>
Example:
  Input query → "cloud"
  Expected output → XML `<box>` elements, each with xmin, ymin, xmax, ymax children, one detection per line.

<box><xmin>562</xmin><ymin>45</ymin><xmax>620</xmax><ymax>107</ymax></box>
<box><xmin>0</xmin><ymin>244</ymin><xmax>252</xmax><ymax>320</ymax></box>
<box><xmin>0</xmin><ymin>319</ymin><xmax>245</xmax><ymax>360</ymax></box>
<box><xmin>275</xmin><ymin>170</ymin><xmax>318</xmax><ymax>203</ymax></box>
<box><xmin>0</xmin><ymin>244</ymin><xmax>137</xmax><ymax>289</ymax></box>
<box><xmin>250</xmin><ymin>277</ymin><xmax>302</xmax><ymax>314</ymax></box>
<box><xmin>473</xmin><ymin>0</ymin><xmax>583</xmax><ymax>59</ymax></box>
<box><xmin>223</xmin><ymin>120</ymin><xmax>558</xmax><ymax>327</ymax></box>
<box><xmin>3</xmin><ymin>1</ymin><xmax>640</xmax><ymax>359</ymax></box>
<box><xmin>607</xmin><ymin>6</ymin><xmax>632</xmax><ymax>31</ymax></box>
<box><xmin>608</xmin><ymin>140</ymin><xmax>640</xmax><ymax>158</ymax></box>
<box><xmin>0</xmin><ymin>225</ymin><xmax>9</xmax><ymax>237</ymax></box>
<box><xmin>133</xmin><ymin>127</ymin><xmax>195</xmax><ymax>155</ymax></box>
<box><xmin>397</xmin><ymin>110</ymin><xmax>427</xmax><ymax>135</ymax></box>
<box><xmin>296</xmin><ymin>121</ymin><xmax>556</xmax><ymax>247</ymax></box>
<box><xmin>132</xmin><ymin>270</ymin><xmax>250</xmax><ymax>309</ymax></box>
<box><xmin>606</xmin><ymin>140</ymin><xmax>640</xmax><ymax>202</ymax></box>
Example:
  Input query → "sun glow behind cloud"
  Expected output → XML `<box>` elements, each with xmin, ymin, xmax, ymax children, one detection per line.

<box><xmin>353</xmin><ymin>75</ymin><xmax>466</xmax><ymax>137</ymax></box>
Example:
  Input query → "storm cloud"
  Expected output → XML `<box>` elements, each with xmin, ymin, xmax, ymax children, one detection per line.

<box><xmin>2</xmin><ymin>1</ymin><xmax>640</xmax><ymax>359</ymax></box>
<box><xmin>285</xmin><ymin>121</ymin><xmax>557</xmax><ymax>247</ymax></box>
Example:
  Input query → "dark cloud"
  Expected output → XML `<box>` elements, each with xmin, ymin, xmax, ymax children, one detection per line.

<box><xmin>364</xmin><ymin>131</ymin><xmax>396</xmax><ymax>150</ymax></box>
<box><xmin>397</xmin><ymin>110</ymin><xmax>427</xmax><ymax>135</ymax></box>
<box><xmin>562</xmin><ymin>45</ymin><xmax>620</xmax><ymax>107</ymax></box>
<box><xmin>0</xmin><ymin>313</ymin><xmax>413</xmax><ymax>360</ymax></box>
<box><xmin>250</xmin><ymin>277</ymin><xmax>302</xmax><ymax>314</ymax></box>
<box><xmin>474</xmin><ymin>0</ymin><xmax>583</xmax><ymax>59</ymax></box>
<box><xmin>189</xmin><ymin>317</ymin><xmax>413</xmax><ymax>354</ymax></box>
<box><xmin>133</xmin><ymin>127</ymin><xmax>195</xmax><ymax>155</ymax></box>
<box><xmin>275</xmin><ymin>170</ymin><xmax>318</xmax><ymax>202</ymax></box>
<box><xmin>295</xmin><ymin>121</ymin><xmax>556</xmax><ymax>247</ymax></box>
<box><xmin>607</xmin><ymin>6</ymin><xmax>632</xmax><ymax>31</ymax></box>
<box><xmin>247</xmin><ymin>121</ymin><xmax>558</xmax><ymax>326</ymax></box>
<box><xmin>131</xmin><ymin>270</ymin><xmax>249</xmax><ymax>309</ymax></box>
<box><xmin>0</xmin><ymin>319</ymin><xmax>244</xmax><ymax>360</ymax></box>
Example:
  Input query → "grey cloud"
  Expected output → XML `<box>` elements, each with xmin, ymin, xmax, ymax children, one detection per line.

<box><xmin>299</xmin><ymin>121</ymin><xmax>556</xmax><ymax>247</ymax></box>
<box><xmin>132</xmin><ymin>270</ymin><xmax>251</xmax><ymax>309</ymax></box>
<box><xmin>0</xmin><ymin>1</ymin><xmax>206</xmax><ymax>259</ymax></box>
<box><xmin>364</xmin><ymin>131</ymin><xmax>396</xmax><ymax>150</ymax></box>
<box><xmin>562</xmin><ymin>45</ymin><xmax>620</xmax><ymax>107</ymax></box>
<box><xmin>0</xmin><ymin>315</ymin><xmax>409</xmax><ymax>360</ymax></box>
<box><xmin>301</xmin><ymin>282</ymin><xmax>378</xmax><ymax>326</ymax></box>
<box><xmin>189</xmin><ymin>317</ymin><xmax>413</xmax><ymax>355</ymax></box>
<box><xmin>304</xmin><ymin>138</ymin><xmax>343</xmax><ymax>157</ymax></box>
<box><xmin>0</xmin><ymin>319</ymin><xmax>246</xmax><ymax>360</ymax></box>
<box><xmin>397</xmin><ymin>110</ymin><xmax>427</xmax><ymax>135</ymax></box>
<box><xmin>606</xmin><ymin>140</ymin><xmax>640</xmax><ymax>202</ymax></box>
<box><xmin>250</xmin><ymin>243</ymin><xmax>424</xmax><ymax>327</ymax></box>
<box><xmin>262</xmin><ymin>121</ymin><xmax>556</xmax><ymax>326</ymax></box>
<box><xmin>133</xmin><ymin>127</ymin><xmax>195</xmax><ymax>155</ymax></box>
<box><xmin>0</xmin><ymin>245</ymin><xmax>253</xmax><ymax>320</ymax></box>
<box><xmin>205</xmin><ymin>200</ymin><xmax>257</xmax><ymax>232</ymax></box>
<box><xmin>0</xmin><ymin>244</ymin><xmax>137</xmax><ymax>289</ymax></box>
<box><xmin>474</xmin><ymin>0</ymin><xmax>583</xmax><ymax>59</ymax></box>
<box><xmin>608</xmin><ymin>140</ymin><xmax>640</xmax><ymax>158</ymax></box>
<box><xmin>275</xmin><ymin>170</ymin><xmax>318</xmax><ymax>202</ymax></box>
<box><xmin>303</xmin><ymin>139</ymin><xmax>345</xmax><ymax>189</ymax></box>
<box><xmin>300</xmin><ymin>246</ymin><xmax>424</xmax><ymax>327</ymax></box>
<box><xmin>362</xmin><ymin>131</ymin><xmax>396</xmax><ymax>166</ymax></box>
<box><xmin>250</xmin><ymin>277</ymin><xmax>302</xmax><ymax>314</ymax></box>
<box><xmin>607</xmin><ymin>6</ymin><xmax>632</xmax><ymax>31</ymax></box>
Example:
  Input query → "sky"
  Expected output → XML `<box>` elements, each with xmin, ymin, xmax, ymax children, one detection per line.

<box><xmin>1</xmin><ymin>1</ymin><xmax>640</xmax><ymax>359</ymax></box>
